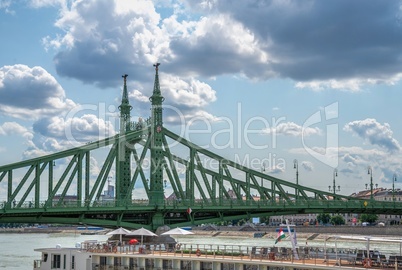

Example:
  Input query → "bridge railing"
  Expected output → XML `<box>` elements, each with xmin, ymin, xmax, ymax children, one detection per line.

<box><xmin>1</xmin><ymin>197</ymin><xmax>399</xmax><ymax>211</ymax></box>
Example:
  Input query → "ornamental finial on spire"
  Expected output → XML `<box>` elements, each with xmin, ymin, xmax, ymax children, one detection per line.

<box><xmin>153</xmin><ymin>63</ymin><xmax>160</xmax><ymax>71</ymax></box>
<box><xmin>120</xmin><ymin>74</ymin><xmax>130</xmax><ymax>103</ymax></box>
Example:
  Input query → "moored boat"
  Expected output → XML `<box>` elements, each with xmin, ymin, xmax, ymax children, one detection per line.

<box><xmin>34</xmin><ymin>239</ymin><xmax>395</xmax><ymax>270</ymax></box>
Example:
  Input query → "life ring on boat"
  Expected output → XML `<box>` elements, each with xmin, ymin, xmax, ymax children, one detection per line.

<box><xmin>363</xmin><ymin>258</ymin><xmax>372</xmax><ymax>268</ymax></box>
<box><xmin>196</xmin><ymin>248</ymin><xmax>201</xmax><ymax>257</ymax></box>
<box><xmin>113</xmin><ymin>246</ymin><xmax>117</xmax><ymax>253</ymax></box>
<box><xmin>176</xmin><ymin>244</ymin><xmax>181</xmax><ymax>250</ymax></box>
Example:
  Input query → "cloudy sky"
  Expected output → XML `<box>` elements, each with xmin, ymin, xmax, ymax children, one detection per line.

<box><xmin>1</xmin><ymin>0</ymin><xmax>402</xmax><ymax>197</ymax></box>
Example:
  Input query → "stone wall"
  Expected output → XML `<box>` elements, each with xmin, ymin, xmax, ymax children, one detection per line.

<box><xmin>196</xmin><ymin>225</ymin><xmax>402</xmax><ymax>237</ymax></box>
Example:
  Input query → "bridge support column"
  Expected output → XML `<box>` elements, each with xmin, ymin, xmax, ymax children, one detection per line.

<box><xmin>152</xmin><ymin>212</ymin><xmax>164</xmax><ymax>229</ymax></box>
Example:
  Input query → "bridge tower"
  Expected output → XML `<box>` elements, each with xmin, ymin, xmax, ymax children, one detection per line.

<box><xmin>116</xmin><ymin>74</ymin><xmax>132</xmax><ymax>204</ymax></box>
<box><xmin>149</xmin><ymin>63</ymin><xmax>165</xmax><ymax>208</ymax></box>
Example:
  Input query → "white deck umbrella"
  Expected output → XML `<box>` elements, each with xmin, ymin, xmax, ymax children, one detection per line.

<box><xmin>106</xmin><ymin>227</ymin><xmax>131</xmax><ymax>243</ymax></box>
<box><xmin>161</xmin><ymin>227</ymin><xmax>194</xmax><ymax>250</ymax></box>
<box><xmin>127</xmin><ymin>227</ymin><xmax>158</xmax><ymax>245</ymax></box>
<box><xmin>161</xmin><ymin>227</ymin><xmax>195</xmax><ymax>236</ymax></box>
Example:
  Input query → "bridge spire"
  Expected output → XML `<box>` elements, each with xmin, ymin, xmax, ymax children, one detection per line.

<box><xmin>118</xmin><ymin>74</ymin><xmax>132</xmax><ymax>133</ymax></box>
<box><xmin>116</xmin><ymin>74</ymin><xmax>132</xmax><ymax>204</ymax></box>
<box><xmin>149</xmin><ymin>63</ymin><xmax>165</xmax><ymax>210</ymax></box>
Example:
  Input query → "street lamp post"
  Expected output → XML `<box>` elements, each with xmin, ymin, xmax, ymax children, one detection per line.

<box><xmin>261</xmin><ymin>163</ymin><xmax>266</xmax><ymax>187</ymax></box>
<box><xmin>393</xmin><ymin>174</ymin><xmax>397</xmax><ymax>201</ymax></box>
<box><xmin>260</xmin><ymin>163</ymin><xmax>266</xmax><ymax>201</ymax></box>
<box><xmin>367</xmin><ymin>166</ymin><xmax>375</xmax><ymax>200</ymax></box>
<box><xmin>329</xmin><ymin>169</ymin><xmax>340</xmax><ymax>195</ymax></box>
<box><xmin>294</xmin><ymin>159</ymin><xmax>298</xmax><ymax>201</ymax></box>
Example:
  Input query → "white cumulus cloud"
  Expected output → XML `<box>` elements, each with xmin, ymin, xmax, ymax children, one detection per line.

<box><xmin>344</xmin><ymin>118</ymin><xmax>401</xmax><ymax>152</ymax></box>
<box><xmin>0</xmin><ymin>64</ymin><xmax>76</xmax><ymax>119</ymax></box>
<box><xmin>263</xmin><ymin>122</ymin><xmax>321</xmax><ymax>137</ymax></box>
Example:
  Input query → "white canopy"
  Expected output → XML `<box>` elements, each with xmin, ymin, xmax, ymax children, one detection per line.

<box><xmin>127</xmin><ymin>227</ymin><xmax>158</xmax><ymax>245</ymax></box>
<box><xmin>106</xmin><ymin>227</ymin><xmax>131</xmax><ymax>243</ymax></box>
<box><xmin>161</xmin><ymin>227</ymin><xmax>195</xmax><ymax>235</ymax></box>
<box><xmin>106</xmin><ymin>227</ymin><xmax>131</xmax><ymax>236</ymax></box>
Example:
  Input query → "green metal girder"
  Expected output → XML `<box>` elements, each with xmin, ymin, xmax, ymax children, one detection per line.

<box><xmin>0</xmin><ymin>63</ymin><xmax>402</xmax><ymax>229</ymax></box>
<box><xmin>1</xmin><ymin>122</ymin><xmax>402</xmax><ymax>229</ymax></box>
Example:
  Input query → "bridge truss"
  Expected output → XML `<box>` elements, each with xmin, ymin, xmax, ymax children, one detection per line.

<box><xmin>0</xmin><ymin>66</ymin><xmax>401</xmax><ymax>230</ymax></box>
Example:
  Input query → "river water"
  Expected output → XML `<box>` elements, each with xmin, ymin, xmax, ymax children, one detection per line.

<box><xmin>0</xmin><ymin>232</ymin><xmax>109</xmax><ymax>270</ymax></box>
<box><xmin>1</xmin><ymin>231</ymin><xmax>402</xmax><ymax>269</ymax></box>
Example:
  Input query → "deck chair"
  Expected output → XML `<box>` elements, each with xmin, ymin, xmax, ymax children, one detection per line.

<box><xmin>388</xmin><ymin>255</ymin><xmax>396</xmax><ymax>267</ymax></box>
<box><xmin>302</xmin><ymin>246</ymin><xmax>310</xmax><ymax>259</ymax></box>
<box><xmin>397</xmin><ymin>256</ymin><xmax>402</xmax><ymax>267</ymax></box>
<box><xmin>354</xmin><ymin>252</ymin><xmax>364</xmax><ymax>265</ymax></box>
<box><xmin>250</xmin><ymin>247</ymin><xmax>257</xmax><ymax>258</ymax></box>
<box><xmin>280</xmin><ymin>247</ymin><xmax>289</xmax><ymax>260</ymax></box>
<box><xmin>379</xmin><ymin>254</ymin><xmax>387</xmax><ymax>266</ymax></box>
<box><xmin>371</xmin><ymin>254</ymin><xmax>379</xmax><ymax>266</ymax></box>
<box><xmin>260</xmin><ymin>247</ymin><xmax>268</xmax><ymax>259</ymax></box>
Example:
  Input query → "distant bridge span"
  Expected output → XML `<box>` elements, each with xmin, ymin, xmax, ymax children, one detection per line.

<box><xmin>0</xmin><ymin>65</ymin><xmax>400</xmax><ymax>230</ymax></box>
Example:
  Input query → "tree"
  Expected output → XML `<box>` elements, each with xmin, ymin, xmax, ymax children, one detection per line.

<box><xmin>317</xmin><ymin>213</ymin><xmax>331</xmax><ymax>224</ymax></box>
<box><xmin>360</xmin><ymin>214</ymin><xmax>378</xmax><ymax>224</ymax></box>
<box><xmin>330</xmin><ymin>215</ymin><xmax>345</xmax><ymax>225</ymax></box>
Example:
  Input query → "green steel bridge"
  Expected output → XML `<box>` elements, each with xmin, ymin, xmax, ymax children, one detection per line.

<box><xmin>0</xmin><ymin>65</ymin><xmax>400</xmax><ymax>231</ymax></box>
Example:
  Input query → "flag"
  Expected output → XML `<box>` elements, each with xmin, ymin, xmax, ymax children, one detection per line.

<box><xmin>275</xmin><ymin>228</ymin><xmax>286</xmax><ymax>244</ymax></box>
<box><xmin>187</xmin><ymin>208</ymin><xmax>192</xmax><ymax>214</ymax></box>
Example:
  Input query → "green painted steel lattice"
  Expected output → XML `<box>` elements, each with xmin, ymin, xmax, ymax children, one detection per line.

<box><xmin>0</xmin><ymin>65</ymin><xmax>400</xmax><ymax>230</ymax></box>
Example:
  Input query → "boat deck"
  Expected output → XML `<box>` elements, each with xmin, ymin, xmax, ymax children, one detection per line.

<box><xmin>86</xmin><ymin>250</ymin><xmax>401</xmax><ymax>270</ymax></box>
<box><xmin>34</xmin><ymin>240</ymin><xmax>402</xmax><ymax>270</ymax></box>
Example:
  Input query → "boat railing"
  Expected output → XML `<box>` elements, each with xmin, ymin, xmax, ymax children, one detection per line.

<box><xmin>82</xmin><ymin>240</ymin><xmax>402</xmax><ymax>269</ymax></box>
<box><xmin>80</xmin><ymin>240</ymin><xmax>363</xmax><ymax>264</ymax></box>
<box><xmin>34</xmin><ymin>240</ymin><xmax>401</xmax><ymax>270</ymax></box>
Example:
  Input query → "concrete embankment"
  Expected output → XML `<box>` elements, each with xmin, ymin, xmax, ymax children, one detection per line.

<box><xmin>0</xmin><ymin>226</ymin><xmax>79</xmax><ymax>234</ymax></box>
<box><xmin>192</xmin><ymin>225</ymin><xmax>402</xmax><ymax>238</ymax></box>
<box><xmin>2</xmin><ymin>225</ymin><xmax>401</xmax><ymax>238</ymax></box>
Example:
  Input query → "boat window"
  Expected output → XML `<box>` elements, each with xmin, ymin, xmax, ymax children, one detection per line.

<box><xmin>43</xmin><ymin>253</ymin><xmax>48</xmax><ymax>262</ymax></box>
<box><xmin>100</xmin><ymin>256</ymin><xmax>107</xmax><ymax>266</ymax></box>
<box><xmin>63</xmin><ymin>254</ymin><xmax>66</xmax><ymax>269</ymax></box>
<box><xmin>52</xmin><ymin>254</ymin><xmax>61</xmax><ymax>269</ymax></box>
<box><xmin>72</xmin><ymin>256</ymin><xmax>75</xmax><ymax>269</ymax></box>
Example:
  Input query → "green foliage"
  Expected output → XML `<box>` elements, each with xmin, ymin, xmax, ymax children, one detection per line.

<box><xmin>317</xmin><ymin>213</ymin><xmax>331</xmax><ymax>224</ymax></box>
<box><xmin>260</xmin><ymin>216</ymin><xmax>269</xmax><ymax>224</ymax></box>
<box><xmin>330</xmin><ymin>215</ymin><xmax>345</xmax><ymax>225</ymax></box>
<box><xmin>360</xmin><ymin>213</ymin><xmax>378</xmax><ymax>224</ymax></box>
<box><xmin>237</xmin><ymin>219</ymin><xmax>247</xmax><ymax>226</ymax></box>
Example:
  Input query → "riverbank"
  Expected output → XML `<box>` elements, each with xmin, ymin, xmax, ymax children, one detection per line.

<box><xmin>121</xmin><ymin>225</ymin><xmax>402</xmax><ymax>243</ymax></box>
<box><xmin>192</xmin><ymin>225</ymin><xmax>402</xmax><ymax>239</ymax></box>
<box><xmin>0</xmin><ymin>226</ymin><xmax>105</xmax><ymax>234</ymax></box>
<box><xmin>2</xmin><ymin>224</ymin><xmax>401</xmax><ymax>238</ymax></box>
